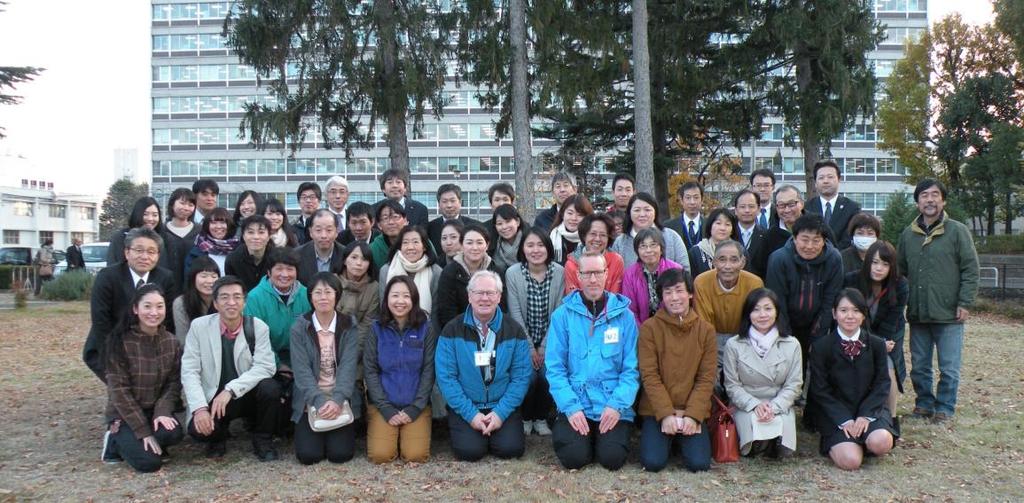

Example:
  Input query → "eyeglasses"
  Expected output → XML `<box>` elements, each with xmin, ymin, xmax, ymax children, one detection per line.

<box><xmin>471</xmin><ymin>290</ymin><xmax>501</xmax><ymax>298</ymax></box>
<box><xmin>380</xmin><ymin>213</ymin><xmax>404</xmax><ymax>222</ymax></box>
<box><xmin>578</xmin><ymin>270</ymin><xmax>607</xmax><ymax>279</ymax></box>
<box><xmin>752</xmin><ymin>183</ymin><xmax>773</xmax><ymax>190</ymax></box>
<box><xmin>637</xmin><ymin>243</ymin><xmax>661</xmax><ymax>251</ymax></box>
<box><xmin>129</xmin><ymin>247</ymin><xmax>159</xmax><ymax>257</ymax></box>
<box><xmin>311</xmin><ymin>289</ymin><xmax>335</xmax><ymax>297</ymax></box>
<box><xmin>300</xmin><ymin>194</ymin><xmax>320</xmax><ymax>201</ymax></box>
<box><xmin>216</xmin><ymin>293</ymin><xmax>245</xmax><ymax>303</ymax></box>
<box><xmin>776</xmin><ymin>200</ymin><xmax>801</xmax><ymax>210</ymax></box>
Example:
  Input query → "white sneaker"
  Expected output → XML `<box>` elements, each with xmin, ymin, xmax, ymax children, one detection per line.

<box><xmin>523</xmin><ymin>420</ymin><xmax>534</xmax><ymax>435</ymax></box>
<box><xmin>533</xmin><ymin>420</ymin><xmax>552</xmax><ymax>436</ymax></box>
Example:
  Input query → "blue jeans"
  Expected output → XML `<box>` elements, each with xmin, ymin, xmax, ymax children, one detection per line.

<box><xmin>909</xmin><ymin>323</ymin><xmax>964</xmax><ymax>416</ymax></box>
<box><xmin>638</xmin><ymin>416</ymin><xmax>711</xmax><ymax>472</ymax></box>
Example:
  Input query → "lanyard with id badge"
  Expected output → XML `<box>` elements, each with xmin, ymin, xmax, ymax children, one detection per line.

<box><xmin>475</xmin><ymin>323</ymin><xmax>497</xmax><ymax>384</ymax></box>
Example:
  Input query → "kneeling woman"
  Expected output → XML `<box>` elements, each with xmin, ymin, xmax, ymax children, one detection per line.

<box><xmin>722</xmin><ymin>288</ymin><xmax>802</xmax><ymax>457</ymax></box>
<box><xmin>364</xmin><ymin>276</ymin><xmax>438</xmax><ymax>463</ymax></box>
<box><xmin>637</xmin><ymin>268</ymin><xmax>717</xmax><ymax>472</ymax></box>
<box><xmin>810</xmin><ymin>288</ymin><xmax>896</xmax><ymax>470</ymax></box>
<box><xmin>289</xmin><ymin>272</ymin><xmax>361</xmax><ymax>465</ymax></box>
<box><xmin>102</xmin><ymin>285</ymin><xmax>183</xmax><ymax>472</ymax></box>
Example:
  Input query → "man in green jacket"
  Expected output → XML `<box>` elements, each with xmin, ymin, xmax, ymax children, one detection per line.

<box><xmin>897</xmin><ymin>179</ymin><xmax>979</xmax><ymax>424</ymax></box>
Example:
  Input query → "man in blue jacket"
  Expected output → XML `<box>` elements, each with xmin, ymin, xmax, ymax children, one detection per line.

<box><xmin>436</xmin><ymin>270</ymin><xmax>532</xmax><ymax>461</ymax></box>
<box><xmin>546</xmin><ymin>253</ymin><xmax>640</xmax><ymax>470</ymax></box>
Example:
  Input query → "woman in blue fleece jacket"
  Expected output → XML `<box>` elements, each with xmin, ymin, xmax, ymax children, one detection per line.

<box><xmin>435</xmin><ymin>270</ymin><xmax>532</xmax><ymax>461</ymax></box>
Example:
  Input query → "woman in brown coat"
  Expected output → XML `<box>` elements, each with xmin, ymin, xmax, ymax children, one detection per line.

<box><xmin>637</xmin><ymin>268</ymin><xmax>717</xmax><ymax>472</ymax></box>
<box><xmin>336</xmin><ymin>242</ymin><xmax>379</xmax><ymax>371</ymax></box>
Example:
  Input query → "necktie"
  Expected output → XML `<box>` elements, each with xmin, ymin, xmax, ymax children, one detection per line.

<box><xmin>758</xmin><ymin>208</ymin><xmax>768</xmax><ymax>228</ymax></box>
<box><xmin>135</xmin><ymin>279</ymin><xmax>145</xmax><ymax>289</ymax></box>
<box><xmin>687</xmin><ymin>220</ymin><xmax>697</xmax><ymax>245</ymax></box>
<box><xmin>824</xmin><ymin>201</ymin><xmax>833</xmax><ymax>223</ymax></box>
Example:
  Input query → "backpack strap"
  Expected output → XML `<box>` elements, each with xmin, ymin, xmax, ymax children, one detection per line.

<box><xmin>243</xmin><ymin>316</ymin><xmax>256</xmax><ymax>356</ymax></box>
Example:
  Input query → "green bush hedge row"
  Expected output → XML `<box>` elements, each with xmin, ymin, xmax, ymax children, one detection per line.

<box><xmin>40</xmin><ymin>270</ymin><xmax>94</xmax><ymax>301</ymax></box>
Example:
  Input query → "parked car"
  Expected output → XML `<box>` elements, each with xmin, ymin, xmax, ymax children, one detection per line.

<box><xmin>0</xmin><ymin>247</ymin><xmax>33</xmax><ymax>266</ymax></box>
<box><xmin>54</xmin><ymin>242</ymin><xmax>109</xmax><ymax>276</ymax></box>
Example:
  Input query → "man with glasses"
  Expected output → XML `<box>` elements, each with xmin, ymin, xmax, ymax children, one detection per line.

<box><xmin>749</xmin><ymin>168</ymin><xmax>776</xmax><ymax>230</ymax></box>
<box><xmin>324</xmin><ymin>176</ymin><xmax>350</xmax><ymax>231</ymax></box>
<box><xmin>83</xmin><ymin>227</ymin><xmax>178</xmax><ymax>381</ymax></box>
<box><xmin>293</xmin><ymin>182</ymin><xmax>323</xmax><ymax>246</ymax></box>
<box><xmin>369</xmin><ymin>199</ymin><xmax>409</xmax><ymax>268</ymax></box>
<box><xmin>435</xmin><ymin>270</ymin><xmax>532</xmax><ymax>461</ymax></box>
<box><xmin>181</xmin><ymin>276</ymin><xmax>280</xmax><ymax>461</ymax></box>
<box><xmin>546</xmin><ymin>253</ymin><xmax>639</xmax><ymax>470</ymax></box>
<box><xmin>751</xmin><ymin>184</ymin><xmax>814</xmax><ymax>279</ymax></box>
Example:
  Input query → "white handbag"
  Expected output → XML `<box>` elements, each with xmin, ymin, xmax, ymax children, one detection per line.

<box><xmin>307</xmin><ymin>401</ymin><xmax>354</xmax><ymax>432</ymax></box>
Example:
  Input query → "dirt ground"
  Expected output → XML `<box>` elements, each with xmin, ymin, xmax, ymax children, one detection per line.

<box><xmin>0</xmin><ymin>302</ymin><xmax>1022</xmax><ymax>502</ymax></box>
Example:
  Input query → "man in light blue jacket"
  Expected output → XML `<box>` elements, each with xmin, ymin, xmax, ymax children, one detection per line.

<box><xmin>546</xmin><ymin>253</ymin><xmax>640</xmax><ymax>470</ymax></box>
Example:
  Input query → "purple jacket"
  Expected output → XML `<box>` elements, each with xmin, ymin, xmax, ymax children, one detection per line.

<box><xmin>621</xmin><ymin>258</ymin><xmax>683</xmax><ymax>325</ymax></box>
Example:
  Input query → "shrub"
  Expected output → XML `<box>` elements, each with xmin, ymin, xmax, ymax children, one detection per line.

<box><xmin>0</xmin><ymin>265</ymin><xmax>13</xmax><ymax>290</ymax></box>
<box><xmin>40</xmin><ymin>270</ymin><xmax>94</xmax><ymax>301</ymax></box>
<box><xmin>975</xmin><ymin>234</ymin><xmax>1024</xmax><ymax>255</ymax></box>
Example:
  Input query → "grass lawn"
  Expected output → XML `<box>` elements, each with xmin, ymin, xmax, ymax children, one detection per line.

<box><xmin>0</xmin><ymin>302</ymin><xmax>1022</xmax><ymax>501</ymax></box>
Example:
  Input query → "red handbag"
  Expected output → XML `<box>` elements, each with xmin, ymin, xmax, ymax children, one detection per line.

<box><xmin>709</xmin><ymin>395</ymin><xmax>740</xmax><ymax>463</ymax></box>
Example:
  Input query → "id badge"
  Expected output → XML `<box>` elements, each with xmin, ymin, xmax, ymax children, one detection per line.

<box><xmin>474</xmin><ymin>351</ymin><xmax>491</xmax><ymax>367</ymax></box>
<box><xmin>603</xmin><ymin>327</ymin><xmax>619</xmax><ymax>344</ymax></box>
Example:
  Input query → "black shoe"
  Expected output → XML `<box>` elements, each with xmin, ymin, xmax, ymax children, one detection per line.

<box><xmin>206</xmin><ymin>441</ymin><xmax>227</xmax><ymax>458</ymax></box>
<box><xmin>100</xmin><ymin>431</ymin><xmax>122</xmax><ymax>464</ymax></box>
<box><xmin>911</xmin><ymin>407</ymin><xmax>934</xmax><ymax>419</ymax></box>
<box><xmin>253</xmin><ymin>436</ymin><xmax>279</xmax><ymax>462</ymax></box>
<box><xmin>892</xmin><ymin>415</ymin><xmax>902</xmax><ymax>437</ymax></box>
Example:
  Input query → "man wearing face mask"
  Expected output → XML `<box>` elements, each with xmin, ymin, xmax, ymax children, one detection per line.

<box><xmin>841</xmin><ymin>213</ymin><xmax>881</xmax><ymax>273</ymax></box>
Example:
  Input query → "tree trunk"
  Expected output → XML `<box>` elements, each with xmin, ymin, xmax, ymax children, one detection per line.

<box><xmin>794</xmin><ymin>50</ymin><xmax>818</xmax><ymax>197</ymax></box>
<box><xmin>509</xmin><ymin>0</ymin><xmax>536</xmax><ymax>223</ymax></box>
<box><xmin>1005</xmin><ymin>191</ymin><xmax>1013</xmax><ymax>235</ymax></box>
<box><xmin>632</xmin><ymin>0</ymin><xmax>655</xmax><ymax>194</ymax></box>
<box><xmin>987</xmin><ymin>190</ymin><xmax>996</xmax><ymax>236</ymax></box>
<box><xmin>376</xmin><ymin>0</ymin><xmax>409</xmax><ymax>173</ymax></box>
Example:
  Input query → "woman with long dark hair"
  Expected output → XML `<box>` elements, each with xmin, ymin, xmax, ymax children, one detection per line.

<box><xmin>337</xmin><ymin>241</ymin><xmax>379</xmax><ymax>351</ymax></box>
<box><xmin>233</xmin><ymin>190</ymin><xmax>264</xmax><ymax>229</ymax></box>
<box><xmin>722</xmin><ymin>288</ymin><xmax>802</xmax><ymax>457</ymax></box>
<box><xmin>108</xmin><ymin>196</ymin><xmax>172</xmax><ymax>270</ymax></box>
<box><xmin>363</xmin><ymin>276</ymin><xmax>437</xmax><ymax>463</ymax></box>
<box><xmin>101</xmin><ymin>284</ymin><xmax>183</xmax><ymax>472</ymax></box>
<box><xmin>489</xmin><ymin>204</ymin><xmax>524</xmax><ymax>274</ymax></box>
<box><xmin>378</xmin><ymin>225</ymin><xmax>442</xmax><ymax>314</ymax></box>
<box><xmin>171</xmin><ymin>255</ymin><xmax>220</xmax><ymax>344</ymax></box>
<box><xmin>262</xmin><ymin>198</ymin><xmax>299</xmax><ymax>249</ymax></box>
<box><xmin>687</xmin><ymin>207</ymin><xmax>741</xmax><ymax>277</ymax></box>
<box><xmin>809</xmin><ymin>288</ymin><xmax>896</xmax><ymax>470</ymax></box>
<box><xmin>183</xmin><ymin>207</ymin><xmax>238</xmax><ymax>279</ymax></box>
<box><xmin>548</xmin><ymin>195</ymin><xmax>593</xmax><ymax>265</ymax></box>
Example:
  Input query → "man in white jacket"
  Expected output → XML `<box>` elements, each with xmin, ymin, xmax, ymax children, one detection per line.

<box><xmin>181</xmin><ymin>275</ymin><xmax>280</xmax><ymax>461</ymax></box>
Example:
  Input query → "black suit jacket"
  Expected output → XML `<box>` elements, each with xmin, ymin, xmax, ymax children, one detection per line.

<box><xmin>293</xmin><ymin>215</ymin><xmax>313</xmax><ymax>246</ymax></box>
<box><xmin>805</xmin><ymin>195</ymin><xmax>861</xmax><ymax>249</ymax></box>
<box><xmin>82</xmin><ymin>262</ymin><xmax>178</xmax><ymax>381</ymax></box>
<box><xmin>664</xmin><ymin>215</ymin><xmax>704</xmax><ymax>250</ymax></box>
<box><xmin>296</xmin><ymin>241</ymin><xmax>346</xmax><ymax>287</ymax></box>
<box><xmin>372</xmin><ymin>197</ymin><xmax>430</xmax><ymax>227</ymax></box>
<box><xmin>809</xmin><ymin>330</ymin><xmax>891</xmax><ymax>430</ymax></box>
<box><xmin>427</xmin><ymin>215</ymin><xmax>479</xmax><ymax>259</ymax></box>
<box><xmin>224</xmin><ymin>245</ymin><xmax>273</xmax><ymax>292</ymax></box>
<box><xmin>740</xmin><ymin>224</ymin><xmax>768</xmax><ymax>276</ymax></box>
<box><xmin>751</xmin><ymin>225</ymin><xmax>790</xmax><ymax>279</ymax></box>
<box><xmin>337</xmin><ymin>228</ymin><xmax>381</xmax><ymax>247</ymax></box>
<box><xmin>66</xmin><ymin>245</ymin><xmax>85</xmax><ymax>270</ymax></box>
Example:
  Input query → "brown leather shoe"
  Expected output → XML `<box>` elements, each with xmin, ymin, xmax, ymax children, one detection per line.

<box><xmin>911</xmin><ymin>407</ymin><xmax>934</xmax><ymax>419</ymax></box>
<box><xmin>931</xmin><ymin>412</ymin><xmax>951</xmax><ymax>424</ymax></box>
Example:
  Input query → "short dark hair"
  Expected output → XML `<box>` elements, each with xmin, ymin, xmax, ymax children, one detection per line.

<box><xmin>184</xmin><ymin>255</ymin><xmax>220</xmax><ymax>320</ymax></box>
<box><xmin>192</xmin><ymin>179</ymin><xmax>220</xmax><ymax>195</ymax></box>
<box><xmin>125</xmin><ymin>227</ymin><xmax>164</xmax><ymax>251</ymax></box>
<box><xmin>462</xmin><ymin>223</ymin><xmax>492</xmax><ymax>245</ymax></box>
<box><xmin>212</xmin><ymin>275</ymin><xmax>245</xmax><ymax>299</ymax></box>
<box><xmin>633</xmin><ymin>227</ymin><xmax>665</xmax><ymax>259</ymax></box>
<box><xmin>834</xmin><ymin>287</ymin><xmax>871</xmax><ymax>327</ymax></box>
<box><xmin>128</xmin><ymin>197</ymin><xmax>164</xmax><ymax>234</ymax></box>
<box><xmin>387</xmin><ymin>225</ymin><xmax>436</xmax><ymax>265</ymax></box>
<box><xmin>311</xmin><ymin>208</ymin><xmax>338</xmax><ymax>229</ymax></box>
<box><xmin>305</xmin><ymin>271</ymin><xmax>344</xmax><ymax>312</ymax></box>
<box><xmin>297</xmin><ymin>182</ymin><xmax>322</xmax><ymax>201</ymax></box>
<box><xmin>493</xmin><ymin>203</ymin><xmax>522</xmax><ymax>224</ymax></box>
<box><xmin>346</xmin><ymin>201</ymin><xmax>374</xmax><ymax>223</ymax></box>
<box><xmin>654</xmin><ymin>268</ymin><xmax>693</xmax><ymax>300</ymax></box>
<box><xmin>703</xmin><ymin>207</ymin><xmax>740</xmax><ymax>241</ymax></box>
<box><xmin>266</xmin><ymin>247</ymin><xmax>301</xmax><ymax>271</ymax></box>
<box><xmin>233</xmin><ymin>190</ymin><xmax>263</xmax><ymax>226</ymax></box>
<box><xmin>552</xmin><ymin>195</ymin><xmax>594</xmax><ymax>229</ymax></box>
<box><xmin>612</xmin><ymin>173</ymin><xmax>636</xmax><ymax>189</ymax></box>
<box><xmin>847</xmin><ymin>211</ymin><xmax>881</xmax><ymax>238</ymax></box>
<box><xmin>437</xmin><ymin>183</ymin><xmax>462</xmax><ymax>202</ymax></box>
<box><xmin>488</xmin><ymin>182</ymin><xmax>515</xmax><ymax>204</ymax></box>
<box><xmin>380</xmin><ymin>275</ymin><xmax>428</xmax><ymax>328</ymax></box>
<box><xmin>738</xmin><ymin>288</ymin><xmax>791</xmax><ymax>338</ymax></box>
<box><xmin>340</xmin><ymin>241</ymin><xmax>376</xmax><ymax>280</ymax></box>
<box><xmin>375</xmin><ymin>198</ymin><xmax>406</xmax><ymax>221</ymax></box>
<box><xmin>677</xmin><ymin>181</ymin><xmax>704</xmax><ymax>198</ymax></box>
<box><xmin>201</xmin><ymin>207</ymin><xmax>236</xmax><ymax>238</ymax></box>
<box><xmin>166</xmin><ymin>188</ymin><xmax>196</xmax><ymax>222</ymax></box>
<box><xmin>442</xmin><ymin>219</ymin><xmax>466</xmax><ymax>241</ymax></box>
<box><xmin>749</xmin><ymin>168</ymin><xmax>776</xmax><ymax>186</ymax></box>
<box><xmin>732</xmin><ymin>189</ymin><xmax>760</xmax><ymax>207</ymax></box>
<box><xmin>622</xmin><ymin>192</ymin><xmax>664</xmax><ymax>235</ymax></box>
<box><xmin>913</xmin><ymin>178</ymin><xmax>947</xmax><ymax>202</ymax></box>
<box><xmin>379</xmin><ymin>168</ymin><xmax>410</xmax><ymax>192</ymax></box>
<box><xmin>812</xmin><ymin>159</ymin><xmax>841</xmax><ymax>179</ymax></box>
<box><xmin>239</xmin><ymin>214</ymin><xmax>272</xmax><ymax>235</ymax></box>
<box><xmin>516</xmin><ymin>226</ymin><xmax>555</xmax><ymax>265</ymax></box>
<box><xmin>791</xmin><ymin>213</ymin><xmax>829</xmax><ymax>239</ymax></box>
<box><xmin>579</xmin><ymin>213</ymin><xmax>615</xmax><ymax>242</ymax></box>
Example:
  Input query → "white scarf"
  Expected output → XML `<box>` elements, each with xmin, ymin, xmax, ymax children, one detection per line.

<box><xmin>550</xmin><ymin>223</ymin><xmax>580</xmax><ymax>263</ymax></box>
<box><xmin>271</xmin><ymin>228</ymin><xmax>289</xmax><ymax>248</ymax></box>
<box><xmin>387</xmin><ymin>252</ymin><xmax>434</xmax><ymax>312</ymax></box>
<box><xmin>748</xmin><ymin>326</ymin><xmax>779</xmax><ymax>359</ymax></box>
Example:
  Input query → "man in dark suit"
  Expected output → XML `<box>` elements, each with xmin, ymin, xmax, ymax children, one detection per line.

<box><xmin>66</xmin><ymin>238</ymin><xmax>85</xmax><ymax>271</ymax></box>
<box><xmin>427</xmin><ymin>183</ymin><xmax>478</xmax><ymax>256</ymax></box>
<box><xmin>336</xmin><ymin>202</ymin><xmax>380</xmax><ymax>246</ymax></box>
<box><xmin>372</xmin><ymin>168</ymin><xmax>429</xmax><ymax>227</ymax></box>
<box><xmin>732</xmin><ymin>189</ymin><xmax>768</xmax><ymax>276</ymax></box>
<box><xmin>533</xmin><ymin>172</ymin><xmax>577</xmax><ymax>232</ymax></box>
<box><xmin>293</xmin><ymin>181</ymin><xmax>322</xmax><ymax>246</ymax></box>
<box><xmin>804</xmin><ymin>159</ymin><xmax>861</xmax><ymax>249</ymax></box>
<box><xmin>664</xmin><ymin>181</ymin><xmax>705</xmax><ymax>250</ymax></box>
<box><xmin>751</xmin><ymin>184</ymin><xmax>803</xmax><ymax>278</ymax></box>
<box><xmin>82</xmin><ymin>228</ymin><xmax>178</xmax><ymax>381</ymax></box>
<box><xmin>296</xmin><ymin>209</ymin><xmax>345</xmax><ymax>287</ymax></box>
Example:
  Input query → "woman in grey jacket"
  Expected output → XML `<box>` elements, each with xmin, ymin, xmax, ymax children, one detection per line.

<box><xmin>504</xmin><ymin>228</ymin><xmax>564</xmax><ymax>436</ymax></box>
<box><xmin>289</xmin><ymin>272</ymin><xmax>361</xmax><ymax>465</ymax></box>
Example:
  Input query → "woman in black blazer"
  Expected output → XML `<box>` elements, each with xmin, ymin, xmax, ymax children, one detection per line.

<box><xmin>809</xmin><ymin>288</ymin><xmax>896</xmax><ymax>470</ymax></box>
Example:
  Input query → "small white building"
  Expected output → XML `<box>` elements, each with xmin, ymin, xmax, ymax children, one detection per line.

<box><xmin>0</xmin><ymin>179</ymin><xmax>101</xmax><ymax>250</ymax></box>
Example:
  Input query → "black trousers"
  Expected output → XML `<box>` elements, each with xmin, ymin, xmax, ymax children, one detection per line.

<box><xmin>188</xmin><ymin>378</ymin><xmax>280</xmax><ymax>443</ymax></box>
<box><xmin>521</xmin><ymin>367</ymin><xmax>553</xmax><ymax>422</ymax></box>
<box><xmin>293</xmin><ymin>415</ymin><xmax>356</xmax><ymax>465</ymax></box>
<box><xmin>551</xmin><ymin>414</ymin><xmax>632</xmax><ymax>470</ymax></box>
<box><xmin>447</xmin><ymin>407</ymin><xmax>525</xmax><ymax>461</ymax></box>
<box><xmin>111</xmin><ymin>414</ymin><xmax>184</xmax><ymax>473</ymax></box>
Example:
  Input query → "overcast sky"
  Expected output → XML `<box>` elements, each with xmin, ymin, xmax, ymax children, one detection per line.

<box><xmin>0</xmin><ymin>0</ymin><xmax>996</xmax><ymax>197</ymax></box>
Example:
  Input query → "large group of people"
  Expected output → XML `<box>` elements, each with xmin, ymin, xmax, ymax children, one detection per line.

<box><xmin>87</xmin><ymin>163</ymin><xmax>979</xmax><ymax>474</ymax></box>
